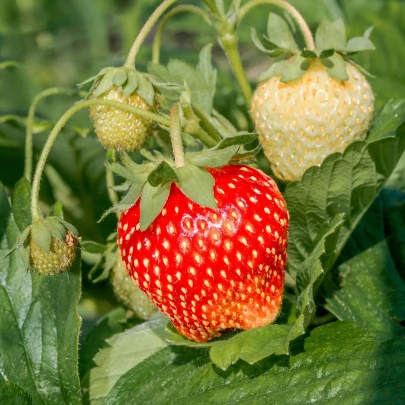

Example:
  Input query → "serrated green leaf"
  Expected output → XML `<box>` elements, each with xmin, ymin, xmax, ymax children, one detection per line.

<box><xmin>137</xmin><ymin>74</ymin><xmax>155</xmax><ymax>106</ymax></box>
<box><xmin>30</xmin><ymin>221</ymin><xmax>52</xmax><ymax>253</ymax></box>
<box><xmin>11</xmin><ymin>178</ymin><xmax>32</xmax><ymax>232</ymax></box>
<box><xmin>81</xmin><ymin>241</ymin><xmax>106</xmax><ymax>254</ymax></box>
<box><xmin>147</xmin><ymin>161</ymin><xmax>179</xmax><ymax>187</ymax></box>
<box><xmin>122</xmin><ymin>70</ymin><xmax>138</xmax><ymax>96</ymax></box>
<box><xmin>285</xmin><ymin>102</ymin><xmax>405</xmax><ymax>279</ymax></box>
<box><xmin>112</xmin><ymin>68</ymin><xmax>128</xmax><ymax>87</ymax></box>
<box><xmin>322</xmin><ymin>53</ymin><xmax>349</xmax><ymax>80</ymax></box>
<box><xmin>209</xmin><ymin>325</ymin><xmax>290</xmax><ymax>370</ymax></box>
<box><xmin>103</xmin><ymin>322</ymin><xmax>405</xmax><ymax>405</ymax></box>
<box><xmin>0</xmin><ymin>381</ymin><xmax>32</xmax><ymax>405</ymax></box>
<box><xmin>93</xmin><ymin>69</ymin><xmax>116</xmax><ymax>97</ymax></box>
<box><xmin>176</xmin><ymin>165</ymin><xmax>217</xmax><ymax>210</ymax></box>
<box><xmin>325</xmin><ymin>241</ymin><xmax>405</xmax><ymax>336</ymax></box>
<box><xmin>82</xmin><ymin>313</ymin><xmax>168</xmax><ymax>405</ymax></box>
<box><xmin>0</xmin><ymin>184</ymin><xmax>82</xmax><ymax>404</ymax></box>
<box><xmin>344</xmin><ymin>36</ymin><xmax>375</xmax><ymax>53</ymax></box>
<box><xmin>266</xmin><ymin>12</ymin><xmax>298</xmax><ymax>51</ymax></box>
<box><xmin>140</xmin><ymin>182</ymin><xmax>171</xmax><ymax>231</ymax></box>
<box><xmin>186</xmin><ymin>145</ymin><xmax>238</xmax><ymax>167</ymax></box>
<box><xmin>315</xmin><ymin>18</ymin><xmax>347</xmax><ymax>50</ymax></box>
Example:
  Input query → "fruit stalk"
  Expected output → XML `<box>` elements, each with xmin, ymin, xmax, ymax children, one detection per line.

<box><xmin>124</xmin><ymin>0</ymin><xmax>178</xmax><ymax>68</ymax></box>
<box><xmin>202</xmin><ymin>0</ymin><xmax>220</xmax><ymax>14</ymax></box>
<box><xmin>237</xmin><ymin>0</ymin><xmax>315</xmax><ymax>50</ymax></box>
<box><xmin>24</xmin><ymin>87</ymin><xmax>85</xmax><ymax>182</ymax></box>
<box><xmin>152</xmin><ymin>5</ymin><xmax>210</xmax><ymax>64</ymax></box>
<box><xmin>170</xmin><ymin>104</ymin><xmax>185</xmax><ymax>168</ymax></box>
<box><xmin>30</xmin><ymin>99</ymin><xmax>171</xmax><ymax>220</ymax></box>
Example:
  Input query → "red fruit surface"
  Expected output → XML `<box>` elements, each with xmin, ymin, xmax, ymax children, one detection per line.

<box><xmin>118</xmin><ymin>165</ymin><xmax>289</xmax><ymax>342</ymax></box>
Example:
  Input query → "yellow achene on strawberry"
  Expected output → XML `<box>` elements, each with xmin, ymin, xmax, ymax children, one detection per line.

<box><xmin>252</xmin><ymin>60</ymin><xmax>374</xmax><ymax>182</ymax></box>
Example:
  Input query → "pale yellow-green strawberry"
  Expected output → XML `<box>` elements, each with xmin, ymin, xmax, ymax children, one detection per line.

<box><xmin>251</xmin><ymin>14</ymin><xmax>376</xmax><ymax>182</ymax></box>
<box><xmin>29</xmin><ymin>230</ymin><xmax>78</xmax><ymax>275</ymax></box>
<box><xmin>251</xmin><ymin>60</ymin><xmax>374</xmax><ymax>182</ymax></box>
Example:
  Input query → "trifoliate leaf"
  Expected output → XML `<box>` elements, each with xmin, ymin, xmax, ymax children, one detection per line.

<box><xmin>147</xmin><ymin>161</ymin><xmax>179</xmax><ymax>187</ymax></box>
<box><xmin>186</xmin><ymin>145</ymin><xmax>238</xmax><ymax>168</ymax></box>
<box><xmin>137</xmin><ymin>74</ymin><xmax>155</xmax><ymax>106</ymax></box>
<box><xmin>112</xmin><ymin>68</ymin><xmax>128</xmax><ymax>87</ymax></box>
<box><xmin>123</xmin><ymin>70</ymin><xmax>139</xmax><ymax>96</ymax></box>
<box><xmin>315</xmin><ymin>18</ymin><xmax>346</xmax><ymax>50</ymax></box>
<box><xmin>176</xmin><ymin>165</ymin><xmax>217</xmax><ymax>210</ymax></box>
<box><xmin>93</xmin><ymin>69</ymin><xmax>116</xmax><ymax>97</ymax></box>
<box><xmin>322</xmin><ymin>52</ymin><xmax>349</xmax><ymax>81</ymax></box>
<box><xmin>266</xmin><ymin>12</ymin><xmax>299</xmax><ymax>51</ymax></box>
<box><xmin>30</xmin><ymin>221</ymin><xmax>52</xmax><ymax>253</ymax></box>
<box><xmin>140</xmin><ymin>182</ymin><xmax>171</xmax><ymax>231</ymax></box>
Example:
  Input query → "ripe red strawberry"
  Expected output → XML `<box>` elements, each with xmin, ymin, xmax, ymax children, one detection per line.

<box><xmin>117</xmin><ymin>165</ymin><xmax>289</xmax><ymax>342</ymax></box>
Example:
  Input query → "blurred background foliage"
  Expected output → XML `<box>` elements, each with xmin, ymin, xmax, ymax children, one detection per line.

<box><xmin>1</xmin><ymin>0</ymin><xmax>404</xmax><ymax>326</ymax></box>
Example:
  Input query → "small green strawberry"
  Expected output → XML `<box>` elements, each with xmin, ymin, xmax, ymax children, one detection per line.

<box><xmin>82</xmin><ymin>67</ymin><xmax>158</xmax><ymax>151</ymax></box>
<box><xmin>111</xmin><ymin>254</ymin><xmax>158</xmax><ymax>320</ymax></box>
<box><xmin>251</xmin><ymin>15</ymin><xmax>376</xmax><ymax>182</ymax></box>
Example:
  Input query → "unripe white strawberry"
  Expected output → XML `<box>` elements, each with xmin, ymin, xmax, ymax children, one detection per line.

<box><xmin>251</xmin><ymin>60</ymin><xmax>374</xmax><ymax>182</ymax></box>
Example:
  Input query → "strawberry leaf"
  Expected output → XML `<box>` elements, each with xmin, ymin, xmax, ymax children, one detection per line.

<box><xmin>81</xmin><ymin>241</ymin><xmax>106</xmax><ymax>254</ymax></box>
<box><xmin>325</xmin><ymin>241</ymin><xmax>405</xmax><ymax>336</ymax></box>
<box><xmin>140</xmin><ymin>182</ymin><xmax>171</xmax><ymax>231</ymax></box>
<box><xmin>82</xmin><ymin>313</ymin><xmax>168</xmax><ymax>404</ymax></box>
<box><xmin>176</xmin><ymin>165</ymin><xmax>217</xmax><ymax>210</ymax></box>
<box><xmin>315</xmin><ymin>18</ymin><xmax>346</xmax><ymax>51</ymax></box>
<box><xmin>11</xmin><ymin>178</ymin><xmax>32</xmax><ymax>232</ymax></box>
<box><xmin>103</xmin><ymin>322</ymin><xmax>405</xmax><ymax>405</ymax></box>
<box><xmin>266</xmin><ymin>12</ymin><xmax>299</xmax><ymax>51</ymax></box>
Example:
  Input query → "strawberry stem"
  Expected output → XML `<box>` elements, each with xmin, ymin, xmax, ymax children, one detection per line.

<box><xmin>124</xmin><ymin>0</ymin><xmax>178</xmax><ymax>68</ymax></box>
<box><xmin>31</xmin><ymin>99</ymin><xmax>172</xmax><ymax>221</ymax></box>
<box><xmin>170</xmin><ymin>104</ymin><xmax>185</xmax><ymax>168</ymax></box>
<box><xmin>152</xmin><ymin>5</ymin><xmax>210</xmax><ymax>64</ymax></box>
<box><xmin>237</xmin><ymin>0</ymin><xmax>315</xmax><ymax>50</ymax></box>
<box><xmin>202</xmin><ymin>0</ymin><xmax>220</xmax><ymax>14</ymax></box>
<box><xmin>24</xmin><ymin>87</ymin><xmax>86</xmax><ymax>183</ymax></box>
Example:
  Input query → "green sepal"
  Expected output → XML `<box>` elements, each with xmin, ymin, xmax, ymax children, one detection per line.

<box><xmin>137</xmin><ymin>74</ymin><xmax>155</xmax><ymax>106</ymax></box>
<box><xmin>107</xmin><ymin>232</ymin><xmax>117</xmax><ymax>242</ymax></box>
<box><xmin>50</xmin><ymin>201</ymin><xmax>64</xmax><ymax>218</ymax></box>
<box><xmin>112</xmin><ymin>68</ymin><xmax>128</xmax><ymax>87</ymax></box>
<box><xmin>251</xmin><ymin>29</ymin><xmax>293</xmax><ymax>58</ymax></box>
<box><xmin>266</xmin><ymin>12</ymin><xmax>299</xmax><ymax>51</ymax></box>
<box><xmin>319</xmin><ymin>49</ymin><xmax>334</xmax><ymax>58</ymax></box>
<box><xmin>176</xmin><ymin>164</ymin><xmax>217</xmax><ymax>210</ymax></box>
<box><xmin>301</xmin><ymin>50</ymin><xmax>317</xmax><ymax>59</ymax></box>
<box><xmin>93</xmin><ymin>69</ymin><xmax>116</xmax><ymax>97</ymax></box>
<box><xmin>215</xmin><ymin>133</ymin><xmax>258</xmax><ymax>149</ymax></box>
<box><xmin>17</xmin><ymin>226</ymin><xmax>31</xmax><ymax>247</ymax></box>
<box><xmin>46</xmin><ymin>217</ymin><xmax>67</xmax><ymax>241</ymax></box>
<box><xmin>31</xmin><ymin>221</ymin><xmax>52</xmax><ymax>253</ymax></box>
<box><xmin>344</xmin><ymin>35</ymin><xmax>375</xmax><ymax>54</ymax></box>
<box><xmin>123</xmin><ymin>71</ymin><xmax>139</xmax><ymax>96</ymax></box>
<box><xmin>315</xmin><ymin>18</ymin><xmax>346</xmax><ymax>51</ymax></box>
<box><xmin>54</xmin><ymin>217</ymin><xmax>79</xmax><ymax>237</ymax></box>
<box><xmin>147</xmin><ymin>161</ymin><xmax>179</xmax><ymax>187</ymax></box>
<box><xmin>345</xmin><ymin>58</ymin><xmax>376</xmax><ymax>79</ymax></box>
<box><xmin>140</xmin><ymin>182</ymin><xmax>171</xmax><ymax>231</ymax></box>
<box><xmin>81</xmin><ymin>241</ymin><xmax>107</xmax><ymax>254</ymax></box>
<box><xmin>186</xmin><ymin>145</ymin><xmax>239</xmax><ymax>168</ymax></box>
<box><xmin>88</xmin><ymin>241</ymin><xmax>117</xmax><ymax>283</ymax></box>
<box><xmin>322</xmin><ymin>53</ymin><xmax>349</xmax><ymax>81</ymax></box>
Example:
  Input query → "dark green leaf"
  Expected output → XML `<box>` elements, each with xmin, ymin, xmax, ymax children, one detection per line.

<box><xmin>322</xmin><ymin>53</ymin><xmax>349</xmax><ymax>80</ymax></box>
<box><xmin>285</xmin><ymin>105</ymin><xmax>405</xmax><ymax>279</ymax></box>
<box><xmin>325</xmin><ymin>241</ymin><xmax>405</xmax><ymax>336</ymax></box>
<box><xmin>83</xmin><ymin>313</ymin><xmax>168</xmax><ymax>404</ymax></box>
<box><xmin>186</xmin><ymin>145</ymin><xmax>238</xmax><ymax>168</ymax></box>
<box><xmin>30</xmin><ymin>220</ymin><xmax>52</xmax><ymax>253</ymax></box>
<box><xmin>11</xmin><ymin>178</ymin><xmax>32</xmax><ymax>231</ymax></box>
<box><xmin>176</xmin><ymin>165</ymin><xmax>217</xmax><ymax>210</ymax></box>
<box><xmin>266</xmin><ymin>12</ymin><xmax>298</xmax><ymax>51</ymax></box>
<box><xmin>0</xmin><ymin>184</ymin><xmax>82</xmax><ymax>405</ymax></box>
<box><xmin>140</xmin><ymin>182</ymin><xmax>171</xmax><ymax>231</ymax></box>
<box><xmin>147</xmin><ymin>161</ymin><xmax>179</xmax><ymax>187</ymax></box>
<box><xmin>104</xmin><ymin>322</ymin><xmax>405</xmax><ymax>405</ymax></box>
<box><xmin>315</xmin><ymin>18</ymin><xmax>347</xmax><ymax>50</ymax></box>
<box><xmin>0</xmin><ymin>381</ymin><xmax>32</xmax><ymax>405</ymax></box>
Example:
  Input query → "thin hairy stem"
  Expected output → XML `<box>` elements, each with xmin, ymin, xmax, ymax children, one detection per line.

<box><xmin>170</xmin><ymin>104</ymin><xmax>185</xmax><ymax>168</ymax></box>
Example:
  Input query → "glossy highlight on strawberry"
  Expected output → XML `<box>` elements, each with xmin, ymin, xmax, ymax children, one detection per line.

<box><xmin>117</xmin><ymin>165</ymin><xmax>289</xmax><ymax>342</ymax></box>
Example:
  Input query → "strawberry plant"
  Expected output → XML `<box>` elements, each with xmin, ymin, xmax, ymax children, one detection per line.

<box><xmin>1</xmin><ymin>0</ymin><xmax>405</xmax><ymax>404</ymax></box>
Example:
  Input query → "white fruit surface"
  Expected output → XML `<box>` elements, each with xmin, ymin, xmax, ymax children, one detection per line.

<box><xmin>251</xmin><ymin>61</ymin><xmax>375</xmax><ymax>182</ymax></box>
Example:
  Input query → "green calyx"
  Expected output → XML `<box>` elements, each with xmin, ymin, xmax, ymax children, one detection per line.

<box><xmin>253</xmin><ymin>13</ymin><xmax>375</xmax><ymax>83</ymax></box>
<box><xmin>79</xmin><ymin>66</ymin><xmax>157</xmax><ymax>107</ymax></box>
<box><xmin>101</xmin><ymin>132</ymin><xmax>258</xmax><ymax>230</ymax></box>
